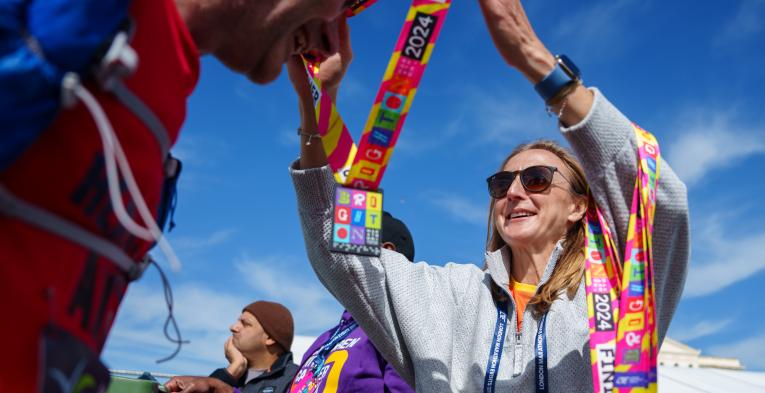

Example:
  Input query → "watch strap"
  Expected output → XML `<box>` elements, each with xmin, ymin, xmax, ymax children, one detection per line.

<box><xmin>534</xmin><ymin>64</ymin><xmax>576</xmax><ymax>104</ymax></box>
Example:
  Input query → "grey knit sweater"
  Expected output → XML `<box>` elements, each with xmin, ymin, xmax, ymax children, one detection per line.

<box><xmin>289</xmin><ymin>89</ymin><xmax>689</xmax><ymax>393</ymax></box>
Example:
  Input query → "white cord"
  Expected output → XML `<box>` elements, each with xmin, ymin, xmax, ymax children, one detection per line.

<box><xmin>69</xmin><ymin>75</ymin><xmax>181</xmax><ymax>272</ymax></box>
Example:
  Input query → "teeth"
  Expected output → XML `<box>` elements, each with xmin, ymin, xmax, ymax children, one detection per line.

<box><xmin>510</xmin><ymin>212</ymin><xmax>533</xmax><ymax>219</ymax></box>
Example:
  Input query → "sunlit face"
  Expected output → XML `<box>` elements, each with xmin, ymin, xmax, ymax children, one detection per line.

<box><xmin>493</xmin><ymin>149</ymin><xmax>585</xmax><ymax>252</ymax></box>
<box><xmin>210</xmin><ymin>0</ymin><xmax>351</xmax><ymax>84</ymax></box>
<box><xmin>229</xmin><ymin>311</ymin><xmax>272</xmax><ymax>356</ymax></box>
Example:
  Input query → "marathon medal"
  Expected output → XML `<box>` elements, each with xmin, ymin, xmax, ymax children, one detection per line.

<box><xmin>308</xmin><ymin>0</ymin><xmax>452</xmax><ymax>256</ymax></box>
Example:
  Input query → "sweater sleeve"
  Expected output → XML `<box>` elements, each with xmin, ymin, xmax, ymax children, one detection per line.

<box><xmin>209</xmin><ymin>368</ymin><xmax>239</xmax><ymax>386</ymax></box>
<box><xmin>289</xmin><ymin>162</ymin><xmax>470</xmax><ymax>387</ymax></box>
<box><xmin>560</xmin><ymin>88</ymin><xmax>690</xmax><ymax>344</ymax></box>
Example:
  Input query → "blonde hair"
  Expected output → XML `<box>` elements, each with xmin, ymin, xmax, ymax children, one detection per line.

<box><xmin>486</xmin><ymin>140</ymin><xmax>591</xmax><ymax>315</ymax></box>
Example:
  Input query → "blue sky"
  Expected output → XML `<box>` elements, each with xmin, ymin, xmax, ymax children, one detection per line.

<box><xmin>103</xmin><ymin>0</ymin><xmax>765</xmax><ymax>375</ymax></box>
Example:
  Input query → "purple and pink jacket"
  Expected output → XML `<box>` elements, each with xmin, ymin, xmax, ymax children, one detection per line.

<box><xmin>289</xmin><ymin>311</ymin><xmax>413</xmax><ymax>393</ymax></box>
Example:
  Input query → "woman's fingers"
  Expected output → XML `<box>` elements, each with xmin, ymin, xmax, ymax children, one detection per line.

<box><xmin>286</xmin><ymin>55</ymin><xmax>314</xmax><ymax>104</ymax></box>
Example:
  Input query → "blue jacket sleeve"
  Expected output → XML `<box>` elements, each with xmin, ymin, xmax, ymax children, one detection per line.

<box><xmin>0</xmin><ymin>0</ymin><xmax>130</xmax><ymax>171</ymax></box>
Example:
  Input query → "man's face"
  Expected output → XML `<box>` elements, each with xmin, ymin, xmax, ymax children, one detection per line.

<box><xmin>229</xmin><ymin>311</ymin><xmax>272</xmax><ymax>356</ymax></box>
<box><xmin>211</xmin><ymin>0</ymin><xmax>353</xmax><ymax>84</ymax></box>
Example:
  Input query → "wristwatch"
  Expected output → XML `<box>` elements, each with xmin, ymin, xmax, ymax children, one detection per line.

<box><xmin>534</xmin><ymin>55</ymin><xmax>581</xmax><ymax>104</ymax></box>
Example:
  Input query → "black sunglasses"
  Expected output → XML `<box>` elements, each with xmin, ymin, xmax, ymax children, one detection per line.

<box><xmin>486</xmin><ymin>165</ymin><xmax>578</xmax><ymax>199</ymax></box>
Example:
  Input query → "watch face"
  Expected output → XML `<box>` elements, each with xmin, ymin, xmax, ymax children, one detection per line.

<box><xmin>557</xmin><ymin>54</ymin><xmax>581</xmax><ymax>80</ymax></box>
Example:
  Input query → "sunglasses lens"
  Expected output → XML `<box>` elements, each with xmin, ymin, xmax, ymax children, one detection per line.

<box><xmin>521</xmin><ymin>166</ymin><xmax>554</xmax><ymax>192</ymax></box>
<box><xmin>488</xmin><ymin>172</ymin><xmax>515</xmax><ymax>199</ymax></box>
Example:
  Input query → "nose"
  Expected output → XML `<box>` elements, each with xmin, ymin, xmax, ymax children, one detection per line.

<box><xmin>230</xmin><ymin>322</ymin><xmax>239</xmax><ymax>333</ymax></box>
<box><xmin>303</xmin><ymin>19</ymin><xmax>340</xmax><ymax>60</ymax></box>
<box><xmin>505</xmin><ymin>173</ymin><xmax>526</xmax><ymax>200</ymax></box>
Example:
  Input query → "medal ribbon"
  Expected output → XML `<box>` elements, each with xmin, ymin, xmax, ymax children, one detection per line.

<box><xmin>584</xmin><ymin>124</ymin><xmax>660</xmax><ymax>393</ymax></box>
<box><xmin>304</xmin><ymin>0</ymin><xmax>451</xmax><ymax>189</ymax></box>
<box><xmin>346</xmin><ymin>0</ymin><xmax>380</xmax><ymax>16</ymax></box>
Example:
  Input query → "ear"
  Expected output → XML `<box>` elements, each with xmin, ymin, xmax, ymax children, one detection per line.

<box><xmin>381</xmin><ymin>242</ymin><xmax>397</xmax><ymax>252</ymax></box>
<box><xmin>567</xmin><ymin>195</ymin><xmax>587</xmax><ymax>224</ymax></box>
<box><xmin>265</xmin><ymin>336</ymin><xmax>277</xmax><ymax>347</ymax></box>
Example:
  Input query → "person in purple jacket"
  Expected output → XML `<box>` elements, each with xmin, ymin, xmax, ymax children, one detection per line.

<box><xmin>288</xmin><ymin>211</ymin><xmax>416</xmax><ymax>393</ymax></box>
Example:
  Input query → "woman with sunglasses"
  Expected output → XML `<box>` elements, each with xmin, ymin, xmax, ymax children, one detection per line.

<box><xmin>287</xmin><ymin>1</ymin><xmax>689</xmax><ymax>392</ymax></box>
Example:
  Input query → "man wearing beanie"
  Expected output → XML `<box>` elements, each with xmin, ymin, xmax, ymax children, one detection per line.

<box><xmin>208</xmin><ymin>300</ymin><xmax>299</xmax><ymax>393</ymax></box>
<box><xmin>289</xmin><ymin>211</ymin><xmax>415</xmax><ymax>393</ymax></box>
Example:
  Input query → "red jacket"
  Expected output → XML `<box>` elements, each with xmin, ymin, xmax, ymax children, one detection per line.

<box><xmin>0</xmin><ymin>0</ymin><xmax>198</xmax><ymax>391</ymax></box>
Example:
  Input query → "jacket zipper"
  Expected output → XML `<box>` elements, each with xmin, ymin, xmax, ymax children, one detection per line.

<box><xmin>512</xmin><ymin>331</ymin><xmax>523</xmax><ymax>376</ymax></box>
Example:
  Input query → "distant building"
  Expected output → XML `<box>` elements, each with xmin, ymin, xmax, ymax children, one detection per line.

<box><xmin>659</xmin><ymin>337</ymin><xmax>744</xmax><ymax>370</ymax></box>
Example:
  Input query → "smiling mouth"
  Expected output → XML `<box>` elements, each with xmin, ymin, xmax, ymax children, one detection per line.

<box><xmin>507</xmin><ymin>211</ymin><xmax>536</xmax><ymax>220</ymax></box>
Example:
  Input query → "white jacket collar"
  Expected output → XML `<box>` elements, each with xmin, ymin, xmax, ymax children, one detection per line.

<box><xmin>484</xmin><ymin>240</ymin><xmax>565</xmax><ymax>295</ymax></box>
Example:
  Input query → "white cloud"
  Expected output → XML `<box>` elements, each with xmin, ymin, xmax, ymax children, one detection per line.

<box><xmin>683</xmin><ymin>211</ymin><xmax>765</xmax><ymax>298</ymax></box>
<box><xmin>714</xmin><ymin>0</ymin><xmax>765</xmax><ymax>46</ymax></box>
<box><xmin>667</xmin><ymin>111</ymin><xmax>765</xmax><ymax>187</ymax></box>
<box><xmin>683</xmin><ymin>231</ymin><xmax>765</xmax><ymax>297</ymax></box>
<box><xmin>469</xmin><ymin>90</ymin><xmax>552</xmax><ymax>145</ymax></box>
<box><xmin>171</xmin><ymin>229</ymin><xmax>236</xmax><ymax>254</ymax></box>
<box><xmin>170</xmin><ymin>134</ymin><xmax>231</xmax><ymax>192</ymax></box>
<box><xmin>104</xmin><ymin>254</ymin><xmax>342</xmax><ymax>376</ymax></box>
<box><xmin>171</xmin><ymin>135</ymin><xmax>229</xmax><ymax>168</ymax></box>
<box><xmin>104</xmin><ymin>282</ymin><xmax>245</xmax><ymax>375</ymax></box>
<box><xmin>335</xmin><ymin>75</ymin><xmax>369</xmax><ymax>102</ymax></box>
<box><xmin>426</xmin><ymin>193</ymin><xmax>487</xmax><ymax>226</ymax></box>
<box><xmin>395</xmin><ymin>116</ymin><xmax>464</xmax><ymax>155</ymax></box>
<box><xmin>708</xmin><ymin>333</ymin><xmax>765</xmax><ymax>370</ymax></box>
<box><xmin>279</xmin><ymin>127</ymin><xmax>301</xmax><ymax>146</ymax></box>
<box><xmin>393</xmin><ymin>87</ymin><xmax>557</xmax><ymax>156</ymax></box>
<box><xmin>551</xmin><ymin>0</ymin><xmax>643</xmax><ymax>56</ymax></box>
<box><xmin>672</xmin><ymin>319</ymin><xmax>733</xmax><ymax>342</ymax></box>
<box><xmin>235</xmin><ymin>256</ymin><xmax>343</xmax><ymax>333</ymax></box>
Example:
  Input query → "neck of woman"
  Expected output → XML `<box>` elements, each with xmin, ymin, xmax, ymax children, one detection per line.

<box><xmin>509</xmin><ymin>242</ymin><xmax>558</xmax><ymax>285</ymax></box>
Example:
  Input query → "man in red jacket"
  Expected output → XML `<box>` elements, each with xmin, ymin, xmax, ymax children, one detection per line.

<box><xmin>0</xmin><ymin>1</ymin><xmax>377</xmax><ymax>392</ymax></box>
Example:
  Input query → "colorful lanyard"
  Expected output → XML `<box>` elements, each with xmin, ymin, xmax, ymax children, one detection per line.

<box><xmin>346</xmin><ymin>0</ymin><xmax>379</xmax><ymax>16</ymax></box>
<box><xmin>308</xmin><ymin>319</ymin><xmax>359</xmax><ymax>377</ymax></box>
<box><xmin>484</xmin><ymin>301</ymin><xmax>548</xmax><ymax>393</ymax></box>
<box><xmin>304</xmin><ymin>0</ymin><xmax>451</xmax><ymax>189</ymax></box>
<box><xmin>584</xmin><ymin>124</ymin><xmax>660</xmax><ymax>393</ymax></box>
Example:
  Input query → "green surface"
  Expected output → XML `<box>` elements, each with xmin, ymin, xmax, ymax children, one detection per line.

<box><xmin>107</xmin><ymin>376</ymin><xmax>159</xmax><ymax>393</ymax></box>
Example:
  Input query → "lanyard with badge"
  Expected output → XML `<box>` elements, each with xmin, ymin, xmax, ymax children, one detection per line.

<box><xmin>291</xmin><ymin>317</ymin><xmax>358</xmax><ymax>393</ymax></box>
<box><xmin>483</xmin><ymin>300</ymin><xmax>549</xmax><ymax>393</ymax></box>
<box><xmin>483</xmin><ymin>125</ymin><xmax>660</xmax><ymax>393</ymax></box>
<box><xmin>303</xmin><ymin>0</ymin><xmax>451</xmax><ymax>256</ymax></box>
<box><xmin>583</xmin><ymin>124</ymin><xmax>660</xmax><ymax>393</ymax></box>
<box><xmin>308</xmin><ymin>319</ymin><xmax>359</xmax><ymax>380</ymax></box>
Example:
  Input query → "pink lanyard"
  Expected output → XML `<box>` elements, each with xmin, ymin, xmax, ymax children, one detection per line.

<box><xmin>584</xmin><ymin>124</ymin><xmax>660</xmax><ymax>393</ymax></box>
<box><xmin>303</xmin><ymin>0</ymin><xmax>451</xmax><ymax>190</ymax></box>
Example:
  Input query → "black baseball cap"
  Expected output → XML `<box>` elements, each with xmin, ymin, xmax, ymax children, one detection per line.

<box><xmin>381</xmin><ymin>211</ymin><xmax>415</xmax><ymax>261</ymax></box>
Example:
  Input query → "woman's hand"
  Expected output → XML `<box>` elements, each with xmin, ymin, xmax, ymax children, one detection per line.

<box><xmin>287</xmin><ymin>16</ymin><xmax>353</xmax><ymax>170</ymax></box>
<box><xmin>477</xmin><ymin>0</ymin><xmax>593</xmax><ymax>126</ymax></box>
<box><xmin>316</xmin><ymin>14</ymin><xmax>353</xmax><ymax>100</ymax></box>
<box><xmin>477</xmin><ymin>0</ymin><xmax>555</xmax><ymax>83</ymax></box>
